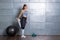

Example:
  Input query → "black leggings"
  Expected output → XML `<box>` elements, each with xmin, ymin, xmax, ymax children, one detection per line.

<box><xmin>20</xmin><ymin>17</ymin><xmax>27</xmax><ymax>29</ymax></box>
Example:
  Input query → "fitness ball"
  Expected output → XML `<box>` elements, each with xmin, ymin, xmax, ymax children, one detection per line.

<box><xmin>6</xmin><ymin>25</ymin><xmax>19</xmax><ymax>36</ymax></box>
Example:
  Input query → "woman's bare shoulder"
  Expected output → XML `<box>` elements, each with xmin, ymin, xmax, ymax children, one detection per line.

<box><xmin>21</xmin><ymin>10</ymin><xmax>24</xmax><ymax>13</ymax></box>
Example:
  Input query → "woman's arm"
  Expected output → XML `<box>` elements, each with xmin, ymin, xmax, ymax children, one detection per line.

<box><xmin>18</xmin><ymin>10</ymin><xmax>23</xmax><ymax>19</ymax></box>
<box><xmin>16</xmin><ymin>10</ymin><xmax>23</xmax><ymax>22</ymax></box>
<box><xmin>16</xmin><ymin>10</ymin><xmax>23</xmax><ymax>27</ymax></box>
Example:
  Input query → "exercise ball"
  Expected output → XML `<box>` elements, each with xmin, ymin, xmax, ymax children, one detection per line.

<box><xmin>6</xmin><ymin>25</ymin><xmax>19</xmax><ymax>36</ymax></box>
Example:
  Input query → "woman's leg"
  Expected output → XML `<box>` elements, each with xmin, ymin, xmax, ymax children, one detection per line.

<box><xmin>20</xmin><ymin>17</ymin><xmax>27</xmax><ymax>38</ymax></box>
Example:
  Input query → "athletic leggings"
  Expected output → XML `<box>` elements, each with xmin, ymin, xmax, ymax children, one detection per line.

<box><xmin>20</xmin><ymin>17</ymin><xmax>27</xmax><ymax>29</ymax></box>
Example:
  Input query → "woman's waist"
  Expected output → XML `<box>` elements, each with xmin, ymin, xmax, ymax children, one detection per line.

<box><xmin>22</xmin><ymin>17</ymin><xmax>27</xmax><ymax>19</ymax></box>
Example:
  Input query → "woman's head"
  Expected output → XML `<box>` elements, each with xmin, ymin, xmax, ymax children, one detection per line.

<box><xmin>22</xmin><ymin>4</ymin><xmax>28</xmax><ymax>10</ymax></box>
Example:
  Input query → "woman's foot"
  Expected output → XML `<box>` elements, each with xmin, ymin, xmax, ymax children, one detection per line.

<box><xmin>21</xmin><ymin>35</ymin><xmax>26</xmax><ymax>38</ymax></box>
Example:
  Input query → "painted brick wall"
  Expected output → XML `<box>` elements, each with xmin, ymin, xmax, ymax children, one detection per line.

<box><xmin>0</xmin><ymin>0</ymin><xmax>60</xmax><ymax>35</ymax></box>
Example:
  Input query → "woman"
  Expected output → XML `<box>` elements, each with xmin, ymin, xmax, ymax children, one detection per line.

<box><xmin>17</xmin><ymin>4</ymin><xmax>28</xmax><ymax>38</ymax></box>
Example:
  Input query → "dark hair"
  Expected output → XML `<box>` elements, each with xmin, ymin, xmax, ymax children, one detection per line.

<box><xmin>22</xmin><ymin>4</ymin><xmax>27</xmax><ymax>10</ymax></box>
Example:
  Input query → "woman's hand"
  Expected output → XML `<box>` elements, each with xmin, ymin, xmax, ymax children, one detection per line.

<box><xmin>16</xmin><ymin>18</ymin><xmax>20</xmax><ymax>22</ymax></box>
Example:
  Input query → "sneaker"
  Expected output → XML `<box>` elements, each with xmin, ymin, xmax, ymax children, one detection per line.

<box><xmin>21</xmin><ymin>35</ymin><xmax>26</xmax><ymax>38</ymax></box>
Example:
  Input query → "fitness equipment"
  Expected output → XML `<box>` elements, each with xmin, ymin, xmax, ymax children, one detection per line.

<box><xmin>6</xmin><ymin>25</ymin><xmax>19</xmax><ymax>36</ymax></box>
<box><xmin>32</xmin><ymin>33</ymin><xmax>37</xmax><ymax>37</ymax></box>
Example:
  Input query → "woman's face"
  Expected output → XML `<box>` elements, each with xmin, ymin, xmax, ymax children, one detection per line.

<box><xmin>24</xmin><ymin>6</ymin><xmax>28</xmax><ymax>11</ymax></box>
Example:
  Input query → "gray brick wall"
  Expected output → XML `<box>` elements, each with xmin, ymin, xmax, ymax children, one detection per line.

<box><xmin>0</xmin><ymin>0</ymin><xmax>60</xmax><ymax>35</ymax></box>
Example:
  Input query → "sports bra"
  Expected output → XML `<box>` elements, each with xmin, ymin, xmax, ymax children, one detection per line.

<box><xmin>23</xmin><ymin>11</ymin><xmax>28</xmax><ymax>17</ymax></box>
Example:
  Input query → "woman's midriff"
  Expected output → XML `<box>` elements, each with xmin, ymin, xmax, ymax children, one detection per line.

<box><xmin>23</xmin><ymin>17</ymin><xmax>27</xmax><ymax>19</ymax></box>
